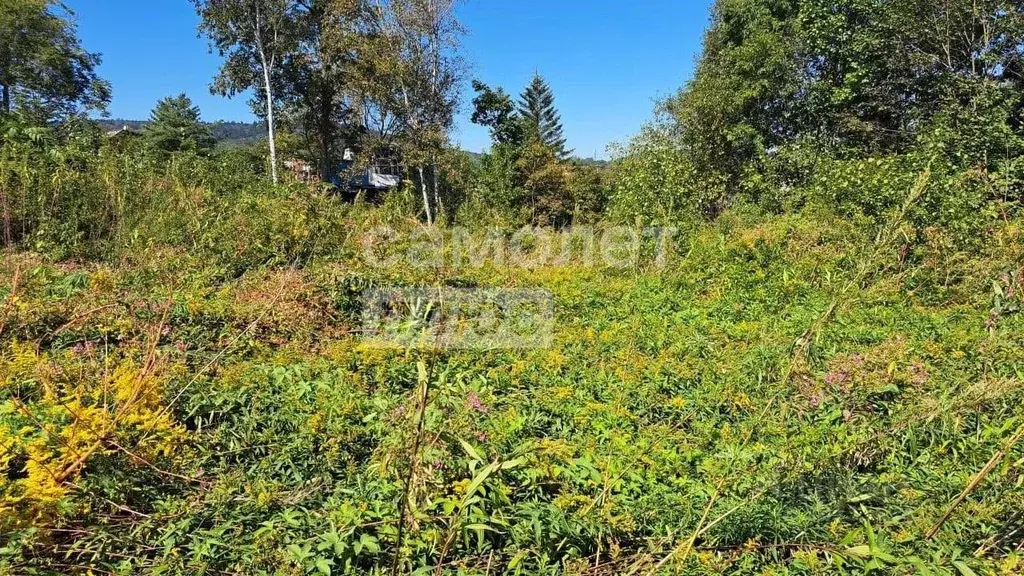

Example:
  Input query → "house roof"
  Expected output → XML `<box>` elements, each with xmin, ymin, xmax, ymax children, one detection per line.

<box><xmin>106</xmin><ymin>126</ymin><xmax>140</xmax><ymax>138</ymax></box>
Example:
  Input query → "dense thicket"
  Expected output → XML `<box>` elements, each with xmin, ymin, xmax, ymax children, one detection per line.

<box><xmin>611</xmin><ymin>0</ymin><xmax>1024</xmax><ymax>236</ymax></box>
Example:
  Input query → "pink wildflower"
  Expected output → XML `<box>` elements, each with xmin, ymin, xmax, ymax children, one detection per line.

<box><xmin>809</xmin><ymin>391</ymin><xmax>825</xmax><ymax>408</ymax></box>
<box><xmin>466</xmin><ymin>392</ymin><xmax>488</xmax><ymax>414</ymax></box>
<box><xmin>824</xmin><ymin>371</ymin><xmax>849</xmax><ymax>386</ymax></box>
<box><xmin>911</xmin><ymin>362</ymin><xmax>930</xmax><ymax>385</ymax></box>
<box><xmin>986</xmin><ymin>313</ymin><xmax>998</xmax><ymax>329</ymax></box>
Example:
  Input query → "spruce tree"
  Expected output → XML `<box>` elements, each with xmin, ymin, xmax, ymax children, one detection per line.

<box><xmin>518</xmin><ymin>74</ymin><xmax>571</xmax><ymax>158</ymax></box>
<box><xmin>143</xmin><ymin>94</ymin><xmax>215</xmax><ymax>157</ymax></box>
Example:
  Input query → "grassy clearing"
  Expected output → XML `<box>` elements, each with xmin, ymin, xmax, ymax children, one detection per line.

<box><xmin>2</xmin><ymin>203</ymin><xmax>1023</xmax><ymax>575</ymax></box>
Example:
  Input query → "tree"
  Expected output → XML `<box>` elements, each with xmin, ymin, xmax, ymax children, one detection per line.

<box><xmin>192</xmin><ymin>0</ymin><xmax>298</xmax><ymax>184</ymax></box>
<box><xmin>365</xmin><ymin>0</ymin><xmax>464</xmax><ymax>225</ymax></box>
<box><xmin>514</xmin><ymin>139</ymin><xmax>573</xmax><ymax>225</ymax></box>
<box><xmin>471</xmin><ymin>80</ymin><xmax>524</xmax><ymax>146</ymax></box>
<box><xmin>659</xmin><ymin>0</ymin><xmax>1024</xmax><ymax>211</ymax></box>
<box><xmin>143</xmin><ymin>94</ymin><xmax>216</xmax><ymax>157</ymax></box>
<box><xmin>280</xmin><ymin>0</ymin><xmax>370</xmax><ymax>182</ymax></box>
<box><xmin>0</xmin><ymin>0</ymin><xmax>110</xmax><ymax>123</ymax></box>
<box><xmin>661</xmin><ymin>0</ymin><xmax>802</xmax><ymax>209</ymax></box>
<box><xmin>470</xmin><ymin>77</ymin><xmax>605</xmax><ymax>225</ymax></box>
<box><xmin>518</xmin><ymin>74</ymin><xmax>570</xmax><ymax>157</ymax></box>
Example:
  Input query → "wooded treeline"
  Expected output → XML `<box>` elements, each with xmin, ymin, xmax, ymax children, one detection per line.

<box><xmin>613</xmin><ymin>0</ymin><xmax>1024</xmax><ymax>240</ymax></box>
<box><xmin>191</xmin><ymin>0</ymin><xmax>465</xmax><ymax>222</ymax></box>
<box><xmin>2</xmin><ymin>0</ymin><xmax>1023</xmax><ymax>244</ymax></box>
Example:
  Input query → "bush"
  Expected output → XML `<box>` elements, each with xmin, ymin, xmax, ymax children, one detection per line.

<box><xmin>806</xmin><ymin>152</ymin><xmax>1001</xmax><ymax>247</ymax></box>
<box><xmin>608</xmin><ymin>124</ymin><xmax>728</xmax><ymax>224</ymax></box>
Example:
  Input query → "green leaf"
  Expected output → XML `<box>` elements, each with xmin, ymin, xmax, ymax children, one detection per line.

<box><xmin>464</xmin><ymin>523</ymin><xmax>496</xmax><ymax>533</ymax></box>
<box><xmin>459</xmin><ymin>438</ymin><xmax>483</xmax><ymax>462</ymax></box>
<box><xmin>462</xmin><ymin>462</ymin><xmax>500</xmax><ymax>507</ymax></box>
<box><xmin>953</xmin><ymin>560</ymin><xmax>979</xmax><ymax>576</ymax></box>
<box><xmin>844</xmin><ymin>545</ymin><xmax>871</xmax><ymax>558</ymax></box>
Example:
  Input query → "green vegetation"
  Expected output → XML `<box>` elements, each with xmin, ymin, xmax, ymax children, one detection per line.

<box><xmin>518</xmin><ymin>74</ymin><xmax>570</xmax><ymax>159</ymax></box>
<box><xmin>143</xmin><ymin>94</ymin><xmax>216</xmax><ymax>159</ymax></box>
<box><xmin>468</xmin><ymin>77</ymin><xmax>608</xmax><ymax>227</ymax></box>
<box><xmin>609</xmin><ymin>0</ymin><xmax>1024</xmax><ymax>224</ymax></box>
<box><xmin>1</xmin><ymin>0</ymin><xmax>1024</xmax><ymax>575</ymax></box>
<box><xmin>0</xmin><ymin>0</ymin><xmax>110</xmax><ymax>123</ymax></box>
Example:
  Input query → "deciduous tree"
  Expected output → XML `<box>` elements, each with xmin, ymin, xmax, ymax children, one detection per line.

<box><xmin>281</xmin><ymin>0</ymin><xmax>370</xmax><ymax>182</ymax></box>
<box><xmin>0</xmin><ymin>0</ymin><xmax>110</xmax><ymax>123</ymax></box>
<box><xmin>365</xmin><ymin>0</ymin><xmax>464</xmax><ymax>225</ymax></box>
<box><xmin>193</xmin><ymin>0</ymin><xmax>298</xmax><ymax>184</ymax></box>
<box><xmin>471</xmin><ymin>79</ymin><xmax>524</xmax><ymax>146</ymax></box>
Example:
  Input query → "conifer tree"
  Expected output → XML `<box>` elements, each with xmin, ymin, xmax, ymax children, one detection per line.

<box><xmin>518</xmin><ymin>73</ymin><xmax>570</xmax><ymax>157</ymax></box>
<box><xmin>143</xmin><ymin>94</ymin><xmax>215</xmax><ymax>157</ymax></box>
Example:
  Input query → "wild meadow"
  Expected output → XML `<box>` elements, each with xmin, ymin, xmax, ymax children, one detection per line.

<box><xmin>0</xmin><ymin>139</ymin><xmax>1022</xmax><ymax>574</ymax></box>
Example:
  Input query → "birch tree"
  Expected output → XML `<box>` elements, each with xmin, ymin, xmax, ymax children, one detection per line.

<box><xmin>192</xmin><ymin>0</ymin><xmax>296</xmax><ymax>184</ymax></box>
<box><xmin>365</xmin><ymin>0</ymin><xmax>463</xmax><ymax>225</ymax></box>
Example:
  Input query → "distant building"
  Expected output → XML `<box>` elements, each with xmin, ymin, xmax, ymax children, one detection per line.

<box><xmin>335</xmin><ymin>147</ymin><xmax>401</xmax><ymax>191</ymax></box>
<box><xmin>281</xmin><ymin>148</ymin><xmax>403</xmax><ymax>192</ymax></box>
<box><xmin>105</xmin><ymin>125</ymin><xmax>141</xmax><ymax>141</ymax></box>
<box><xmin>284</xmin><ymin>159</ymin><xmax>316</xmax><ymax>183</ymax></box>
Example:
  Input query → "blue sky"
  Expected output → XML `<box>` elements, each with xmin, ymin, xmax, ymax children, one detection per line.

<box><xmin>66</xmin><ymin>1</ymin><xmax>714</xmax><ymax>158</ymax></box>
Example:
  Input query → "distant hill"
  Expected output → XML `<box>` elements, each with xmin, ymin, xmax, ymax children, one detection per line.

<box><xmin>96</xmin><ymin>120</ymin><xmax>610</xmax><ymax>164</ymax></box>
<box><xmin>574</xmin><ymin>157</ymin><xmax>610</xmax><ymax>168</ymax></box>
<box><xmin>96</xmin><ymin>119</ymin><xmax>265</xmax><ymax>146</ymax></box>
<box><xmin>461</xmin><ymin>150</ymin><xmax>609</xmax><ymax>167</ymax></box>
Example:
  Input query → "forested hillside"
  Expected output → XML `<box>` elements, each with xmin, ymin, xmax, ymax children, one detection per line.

<box><xmin>1</xmin><ymin>1</ymin><xmax>1023</xmax><ymax>575</ymax></box>
<box><xmin>96</xmin><ymin>119</ymin><xmax>265</xmax><ymax>146</ymax></box>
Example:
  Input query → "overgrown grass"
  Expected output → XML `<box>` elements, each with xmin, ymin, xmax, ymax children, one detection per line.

<box><xmin>1</xmin><ymin>178</ymin><xmax>1023</xmax><ymax>575</ymax></box>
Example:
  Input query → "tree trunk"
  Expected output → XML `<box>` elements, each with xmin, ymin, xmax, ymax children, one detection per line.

<box><xmin>418</xmin><ymin>165</ymin><xmax>433</xmax><ymax>226</ymax></box>
<box><xmin>1</xmin><ymin>83</ymin><xmax>10</xmax><ymax>116</ymax></box>
<box><xmin>319</xmin><ymin>96</ymin><xmax>334</xmax><ymax>183</ymax></box>
<box><xmin>320</xmin><ymin>137</ymin><xmax>332</xmax><ymax>183</ymax></box>
<box><xmin>259</xmin><ymin>58</ymin><xmax>279</xmax><ymax>185</ymax></box>
<box><xmin>431</xmin><ymin>159</ymin><xmax>442</xmax><ymax>221</ymax></box>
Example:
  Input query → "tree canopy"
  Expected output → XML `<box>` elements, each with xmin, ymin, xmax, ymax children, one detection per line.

<box><xmin>663</xmin><ymin>0</ymin><xmax>1024</xmax><ymax>209</ymax></box>
<box><xmin>518</xmin><ymin>74</ymin><xmax>569</xmax><ymax>157</ymax></box>
<box><xmin>192</xmin><ymin>0</ymin><xmax>298</xmax><ymax>183</ymax></box>
<box><xmin>0</xmin><ymin>0</ymin><xmax>110</xmax><ymax>123</ymax></box>
<box><xmin>143</xmin><ymin>94</ymin><xmax>216</xmax><ymax>157</ymax></box>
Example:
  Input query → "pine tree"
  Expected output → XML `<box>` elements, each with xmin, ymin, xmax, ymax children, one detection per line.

<box><xmin>518</xmin><ymin>74</ymin><xmax>571</xmax><ymax>158</ymax></box>
<box><xmin>143</xmin><ymin>94</ymin><xmax>215</xmax><ymax>157</ymax></box>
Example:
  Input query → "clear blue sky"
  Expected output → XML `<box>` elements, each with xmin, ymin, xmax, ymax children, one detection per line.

<box><xmin>66</xmin><ymin>1</ymin><xmax>714</xmax><ymax>159</ymax></box>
